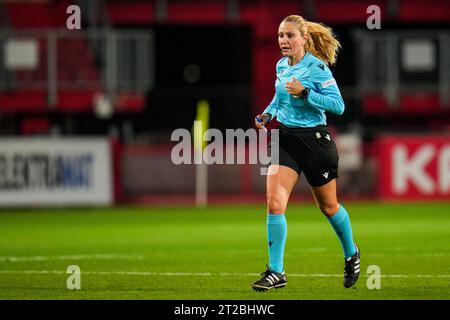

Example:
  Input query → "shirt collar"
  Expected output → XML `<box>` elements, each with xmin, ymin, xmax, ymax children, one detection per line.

<box><xmin>287</xmin><ymin>52</ymin><xmax>310</xmax><ymax>68</ymax></box>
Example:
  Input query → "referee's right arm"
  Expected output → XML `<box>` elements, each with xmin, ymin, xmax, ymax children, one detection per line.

<box><xmin>263</xmin><ymin>94</ymin><xmax>278</xmax><ymax>119</ymax></box>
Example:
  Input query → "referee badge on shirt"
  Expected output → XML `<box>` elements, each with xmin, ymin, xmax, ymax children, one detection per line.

<box><xmin>321</xmin><ymin>79</ymin><xmax>337</xmax><ymax>88</ymax></box>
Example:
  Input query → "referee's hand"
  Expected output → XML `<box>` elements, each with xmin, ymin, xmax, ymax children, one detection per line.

<box><xmin>255</xmin><ymin>114</ymin><xmax>271</xmax><ymax>129</ymax></box>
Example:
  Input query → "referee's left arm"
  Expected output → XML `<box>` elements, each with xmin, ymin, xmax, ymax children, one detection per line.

<box><xmin>306</xmin><ymin>69</ymin><xmax>345</xmax><ymax>115</ymax></box>
<box><xmin>307</xmin><ymin>86</ymin><xmax>345</xmax><ymax>115</ymax></box>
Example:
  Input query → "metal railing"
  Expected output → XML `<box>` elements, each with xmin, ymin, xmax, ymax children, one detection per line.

<box><xmin>353</xmin><ymin>29</ymin><xmax>450</xmax><ymax>108</ymax></box>
<box><xmin>0</xmin><ymin>28</ymin><xmax>154</xmax><ymax>109</ymax></box>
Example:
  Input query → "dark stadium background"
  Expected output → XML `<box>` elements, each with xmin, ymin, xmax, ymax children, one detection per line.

<box><xmin>1</xmin><ymin>0</ymin><xmax>449</xmax><ymax>205</ymax></box>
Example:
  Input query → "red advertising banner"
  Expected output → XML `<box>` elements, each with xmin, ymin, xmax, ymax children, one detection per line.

<box><xmin>378</xmin><ymin>135</ymin><xmax>450</xmax><ymax>200</ymax></box>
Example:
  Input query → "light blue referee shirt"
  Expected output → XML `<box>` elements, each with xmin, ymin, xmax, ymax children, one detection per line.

<box><xmin>263</xmin><ymin>52</ymin><xmax>345</xmax><ymax>128</ymax></box>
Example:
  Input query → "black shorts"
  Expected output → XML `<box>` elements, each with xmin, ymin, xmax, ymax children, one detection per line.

<box><xmin>269</xmin><ymin>124</ymin><xmax>339</xmax><ymax>187</ymax></box>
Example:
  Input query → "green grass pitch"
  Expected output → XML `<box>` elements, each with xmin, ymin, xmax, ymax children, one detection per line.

<box><xmin>0</xmin><ymin>202</ymin><xmax>449</xmax><ymax>300</ymax></box>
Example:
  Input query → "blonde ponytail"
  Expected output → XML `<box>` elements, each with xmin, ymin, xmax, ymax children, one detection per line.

<box><xmin>305</xmin><ymin>21</ymin><xmax>341</xmax><ymax>65</ymax></box>
<box><xmin>282</xmin><ymin>15</ymin><xmax>341</xmax><ymax>65</ymax></box>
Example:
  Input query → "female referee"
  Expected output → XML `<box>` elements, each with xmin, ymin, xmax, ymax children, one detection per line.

<box><xmin>252</xmin><ymin>15</ymin><xmax>360</xmax><ymax>291</ymax></box>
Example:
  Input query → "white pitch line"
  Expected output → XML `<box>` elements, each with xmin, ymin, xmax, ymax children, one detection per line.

<box><xmin>0</xmin><ymin>254</ymin><xmax>144</xmax><ymax>263</ymax></box>
<box><xmin>0</xmin><ymin>270</ymin><xmax>449</xmax><ymax>278</ymax></box>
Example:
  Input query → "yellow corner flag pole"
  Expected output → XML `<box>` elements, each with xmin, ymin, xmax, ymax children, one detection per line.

<box><xmin>193</xmin><ymin>99</ymin><xmax>210</xmax><ymax>207</ymax></box>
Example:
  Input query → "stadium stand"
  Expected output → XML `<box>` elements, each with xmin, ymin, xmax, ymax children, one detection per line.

<box><xmin>0</xmin><ymin>0</ymin><xmax>449</xmax><ymax>204</ymax></box>
<box><xmin>1</xmin><ymin>0</ymin><xmax>449</xmax><ymax>126</ymax></box>
<box><xmin>2</xmin><ymin>0</ymin><xmax>102</xmax><ymax>112</ymax></box>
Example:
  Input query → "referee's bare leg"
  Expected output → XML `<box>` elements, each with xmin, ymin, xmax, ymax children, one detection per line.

<box><xmin>310</xmin><ymin>179</ymin><xmax>339</xmax><ymax>217</ymax></box>
<box><xmin>267</xmin><ymin>165</ymin><xmax>298</xmax><ymax>214</ymax></box>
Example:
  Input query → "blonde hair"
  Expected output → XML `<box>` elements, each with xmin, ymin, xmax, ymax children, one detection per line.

<box><xmin>282</xmin><ymin>15</ymin><xmax>341</xmax><ymax>65</ymax></box>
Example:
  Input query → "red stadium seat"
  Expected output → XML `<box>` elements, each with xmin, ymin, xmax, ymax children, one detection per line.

<box><xmin>21</xmin><ymin>116</ymin><xmax>50</xmax><ymax>135</ymax></box>
<box><xmin>57</xmin><ymin>91</ymin><xmax>97</xmax><ymax>112</ymax></box>
<box><xmin>115</xmin><ymin>92</ymin><xmax>146</xmax><ymax>113</ymax></box>
<box><xmin>0</xmin><ymin>91</ymin><xmax>47</xmax><ymax>112</ymax></box>
<box><xmin>314</xmin><ymin>0</ymin><xmax>388</xmax><ymax>24</ymax></box>
<box><xmin>398</xmin><ymin>93</ymin><xmax>441</xmax><ymax>114</ymax></box>
<box><xmin>363</xmin><ymin>92</ymin><xmax>444</xmax><ymax>115</ymax></box>
<box><xmin>239</xmin><ymin>5</ymin><xmax>273</xmax><ymax>39</ymax></box>
<box><xmin>5</xmin><ymin>2</ymin><xmax>56</xmax><ymax>28</ymax></box>
<box><xmin>6</xmin><ymin>0</ymin><xmax>86</xmax><ymax>28</ymax></box>
<box><xmin>166</xmin><ymin>2</ymin><xmax>226</xmax><ymax>24</ymax></box>
<box><xmin>239</xmin><ymin>1</ymin><xmax>302</xmax><ymax>39</ymax></box>
<box><xmin>362</xmin><ymin>93</ymin><xmax>390</xmax><ymax>114</ymax></box>
<box><xmin>106</xmin><ymin>1</ymin><xmax>155</xmax><ymax>25</ymax></box>
<box><xmin>398</xmin><ymin>0</ymin><xmax>450</xmax><ymax>23</ymax></box>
